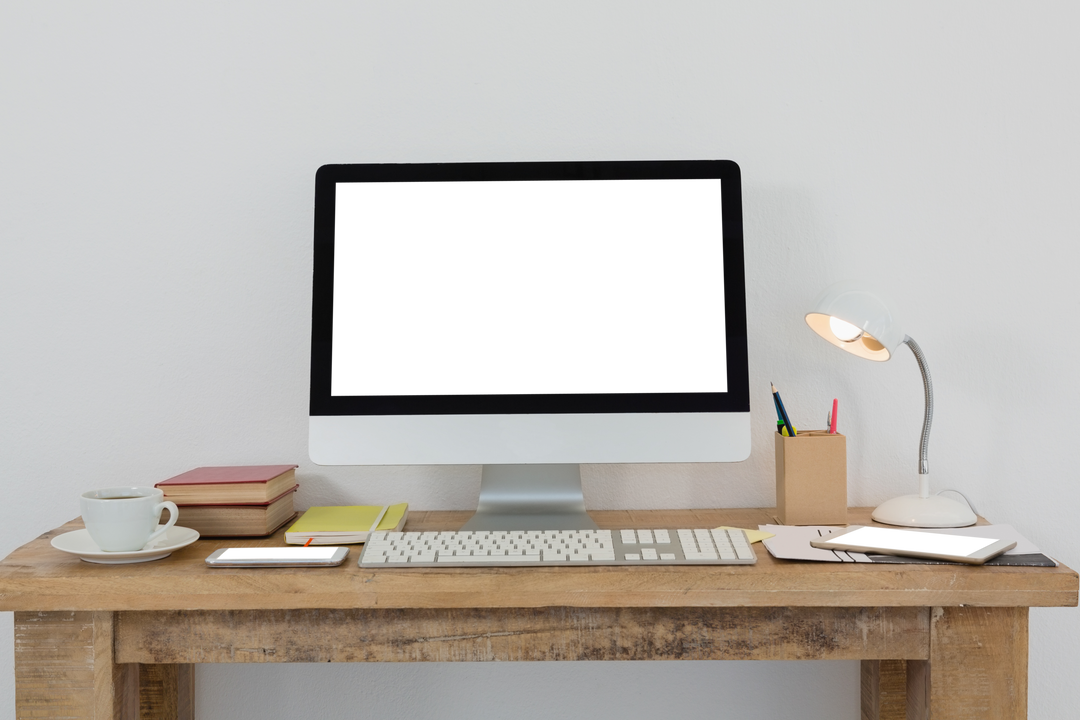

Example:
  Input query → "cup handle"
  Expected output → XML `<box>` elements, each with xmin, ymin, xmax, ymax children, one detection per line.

<box><xmin>143</xmin><ymin>501</ymin><xmax>179</xmax><ymax>550</ymax></box>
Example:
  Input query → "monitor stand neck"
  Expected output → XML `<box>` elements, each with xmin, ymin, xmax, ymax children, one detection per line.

<box><xmin>459</xmin><ymin>464</ymin><xmax>599</xmax><ymax>531</ymax></box>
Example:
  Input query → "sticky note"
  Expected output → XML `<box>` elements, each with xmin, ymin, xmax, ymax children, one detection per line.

<box><xmin>715</xmin><ymin>526</ymin><xmax>774</xmax><ymax>544</ymax></box>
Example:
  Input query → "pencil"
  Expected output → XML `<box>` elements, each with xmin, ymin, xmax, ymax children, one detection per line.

<box><xmin>771</xmin><ymin>382</ymin><xmax>796</xmax><ymax>437</ymax></box>
<box><xmin>772</xmin><ymin>392</ymin><xmax>786</xmax><ymax>424</ymax></box>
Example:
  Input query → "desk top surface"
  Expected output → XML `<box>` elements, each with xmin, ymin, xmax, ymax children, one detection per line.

<box><xmin>0</xmin><ymin>508</ymin><xmax>1075</xmax><ymax>612</ymax></box>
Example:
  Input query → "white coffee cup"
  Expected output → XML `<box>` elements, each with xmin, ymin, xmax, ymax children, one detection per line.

<box><xmin>80</xmin><ymin>487</ymin><xmax>179</xmax><ymax>552</ymax></box>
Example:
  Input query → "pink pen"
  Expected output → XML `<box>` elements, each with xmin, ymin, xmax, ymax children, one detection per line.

<box><xmin>829</xmin><ymin>398</ymin><xmax>838</xmax><ymax>434</ymax></box>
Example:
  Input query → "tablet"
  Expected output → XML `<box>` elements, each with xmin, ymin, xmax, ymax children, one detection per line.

<box><xmin>809</xmin><ymin>526</ymin><xmax>1016</xmax><ymax>565</ymax></box>
<box><xmin>205</xmin><ymin>547</ymin><xmax>349</xmax><ymax>567</ymax></box>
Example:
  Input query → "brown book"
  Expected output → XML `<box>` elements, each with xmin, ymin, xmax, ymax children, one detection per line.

<box><xmin>174</xmin><ymin>486</ymin><xmax>299</xmax><ymax>537</ymax></box>
<box><xmin>155</xmin><ymin>464</ymin><xmax>298</xmax><ymax>504</ymax></box>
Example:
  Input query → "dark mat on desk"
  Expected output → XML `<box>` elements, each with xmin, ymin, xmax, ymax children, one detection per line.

<box><xmin>866</xmin><ymin>553</ymin><xmax>1057</xmax><ymax>567</ymax></box>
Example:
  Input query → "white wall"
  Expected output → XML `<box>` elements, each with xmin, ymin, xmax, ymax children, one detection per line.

<box><xmin>2</xmin><ymin>2</ymin><xmax>1077</xmax><ymax>718</ymax></box>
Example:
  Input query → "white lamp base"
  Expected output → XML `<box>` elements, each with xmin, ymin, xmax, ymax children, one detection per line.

<box><xmin>871</xmin><ymin>494</ymin><xmax>977</xmax><ymax>528</ymax></box>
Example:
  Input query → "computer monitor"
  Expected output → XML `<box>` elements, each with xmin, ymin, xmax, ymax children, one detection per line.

<box><xmin>309</xmin><ymin>160</ymin><xmax>749</xmax><ymax>530</ymax></box>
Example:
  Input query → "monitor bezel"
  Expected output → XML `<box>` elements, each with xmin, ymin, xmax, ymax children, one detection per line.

<box><xmin>311</xmin><ymin>156</ymin><xmax>751</xmax><ymax>423</ymax></box>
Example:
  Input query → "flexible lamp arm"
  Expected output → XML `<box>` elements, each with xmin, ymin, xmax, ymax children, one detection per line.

<box><xmin>902</xmin><ymin>336</ymin><xmax>933</xmax><ymax>492</ymax></box>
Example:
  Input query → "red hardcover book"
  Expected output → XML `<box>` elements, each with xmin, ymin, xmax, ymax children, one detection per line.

<box><xmin>173</xmin><ymin>486</ymin><xmax>299</xmax><ymax>537</ymax></box>
<box><xmin>155</xmin><ymin>465</ymin><xmax>298</xmax><ymax>504</ymax></box>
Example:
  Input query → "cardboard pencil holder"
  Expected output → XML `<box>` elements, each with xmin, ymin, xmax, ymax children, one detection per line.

<box><xmin>775</xmin><ymin>430</ymin><xmax>847</xmax><ymax>525</ymax></box>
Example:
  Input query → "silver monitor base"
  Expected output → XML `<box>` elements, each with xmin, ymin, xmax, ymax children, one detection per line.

<box><xmin>459</xmin><ymin>464</ymin><xmax>598</xmax><ymax>531</ymax></box>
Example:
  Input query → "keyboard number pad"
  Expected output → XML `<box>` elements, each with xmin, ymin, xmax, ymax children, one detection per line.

<box><xmin>673</xmin><ymin>528</ymin><xmax>754</xmax><ymax>561</ymax></box>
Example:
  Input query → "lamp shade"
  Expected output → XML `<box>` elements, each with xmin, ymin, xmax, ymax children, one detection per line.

<box><xmin>804</xmin><ymin>281</ymin><xmax>905</xmax><ymax>361</ymax></box>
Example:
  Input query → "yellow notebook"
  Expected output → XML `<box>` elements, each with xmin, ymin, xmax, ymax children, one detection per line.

<box><xmin>284</xmin><ymin>503</ymin><xmax>408</xmax><ymax>545</ymax></box>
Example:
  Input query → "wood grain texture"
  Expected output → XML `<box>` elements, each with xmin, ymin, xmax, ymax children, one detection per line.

<box><xmin>861</xmin><ymin>659</ymin><xmax>907</xmax><ymax>720</ymax></box>
<box><xmin>3</xmin><ymin>509</ymin><xmax>1070</xmax><ymax>720</ymax></box>
<box><xmin>1</xmin><ymin>510</ymin><xmax>1075</xmax><ymax>613</ymax></box>
<box><xmin>13</xmin><ymin>611</ymin><xmax>194</xmax><ymax>720</ymax></box>
<box><xmin>114</xmin><ymin>605</ymin><xmax>929</xmax><ymax>664</ymax></box>
<box><xmin>13</xmin><ymin>610</ymin><xmax>126</xmax><ymax>720</ymax></box>
<box><xmin>911</xmin><ymin>606</ymin><xmax>1029</xmax><ymax>720</ymax></box>
<box><xmin>137</xmin><ymin>664</ymin><xmax>194</xmax><ymax>720</ymax></box>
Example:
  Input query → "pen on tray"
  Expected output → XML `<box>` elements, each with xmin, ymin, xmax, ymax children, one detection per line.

<box><xmin>829</xmin><ymin>398</ymin><xmax>838</xmax><ymax>434</ymax></box>
<box><xmin>771</xmin><ymin>382</ymin><xmax>796</xmax><ymax>437</ymax></box>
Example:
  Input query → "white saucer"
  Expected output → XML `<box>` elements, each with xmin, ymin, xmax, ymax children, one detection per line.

<box><xmin>51</xmin><ymin>525</ymin><xmax>200</xmax><ymax>564</ymax></box>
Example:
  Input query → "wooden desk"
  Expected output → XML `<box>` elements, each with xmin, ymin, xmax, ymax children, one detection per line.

<box><xmin>1</xmin><ymin>508</ymin><xmax>1075</xmax><ymax>720</ymax></box>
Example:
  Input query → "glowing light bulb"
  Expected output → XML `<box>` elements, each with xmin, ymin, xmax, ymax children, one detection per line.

<box><xmin>829</xmin><ymin>316</ymin><xmax>863</xmax><ymax>342</ymax></box>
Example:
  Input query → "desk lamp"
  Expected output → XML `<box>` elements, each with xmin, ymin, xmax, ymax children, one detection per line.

<box><xmin>805</xmin><ymin>281</ymin><xmax>977</xmax><ymax>528</ymax></box>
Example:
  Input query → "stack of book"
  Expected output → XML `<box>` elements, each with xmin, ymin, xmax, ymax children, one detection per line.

<box><xmin>155</xmin><ymin>465</ymin><xmax>299</xmax><ymax>537</ymax></box>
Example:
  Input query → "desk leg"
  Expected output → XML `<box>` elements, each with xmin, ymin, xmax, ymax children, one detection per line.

<box><xmin>861</xmin><ymin>660</ymin><xmax>907</xmax><ymax>720</ymax></box>
<box><xmin>908</xmin><ymin>606</ymin><xmax>1028</xmax><ymax>720</ymax></box>
<box><xmin>13</xmin><ymin>611</ymin><xmax>193</xmax><ymax>720</ymax></box>
<box><xmin>14</xmin><ymin>611</ymin><xmax>126</xmax><ymax>719</ymax></box>
<box><xmin>136</xmin><ymin>663</ymin><xmax>194</xmax><ymax>720</ymax></box>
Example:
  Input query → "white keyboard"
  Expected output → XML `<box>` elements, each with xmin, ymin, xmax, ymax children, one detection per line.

<box><xmin>358</xmin><ymin>528</ymin><xmax>756</xmax><ymax>567</ymax></box>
